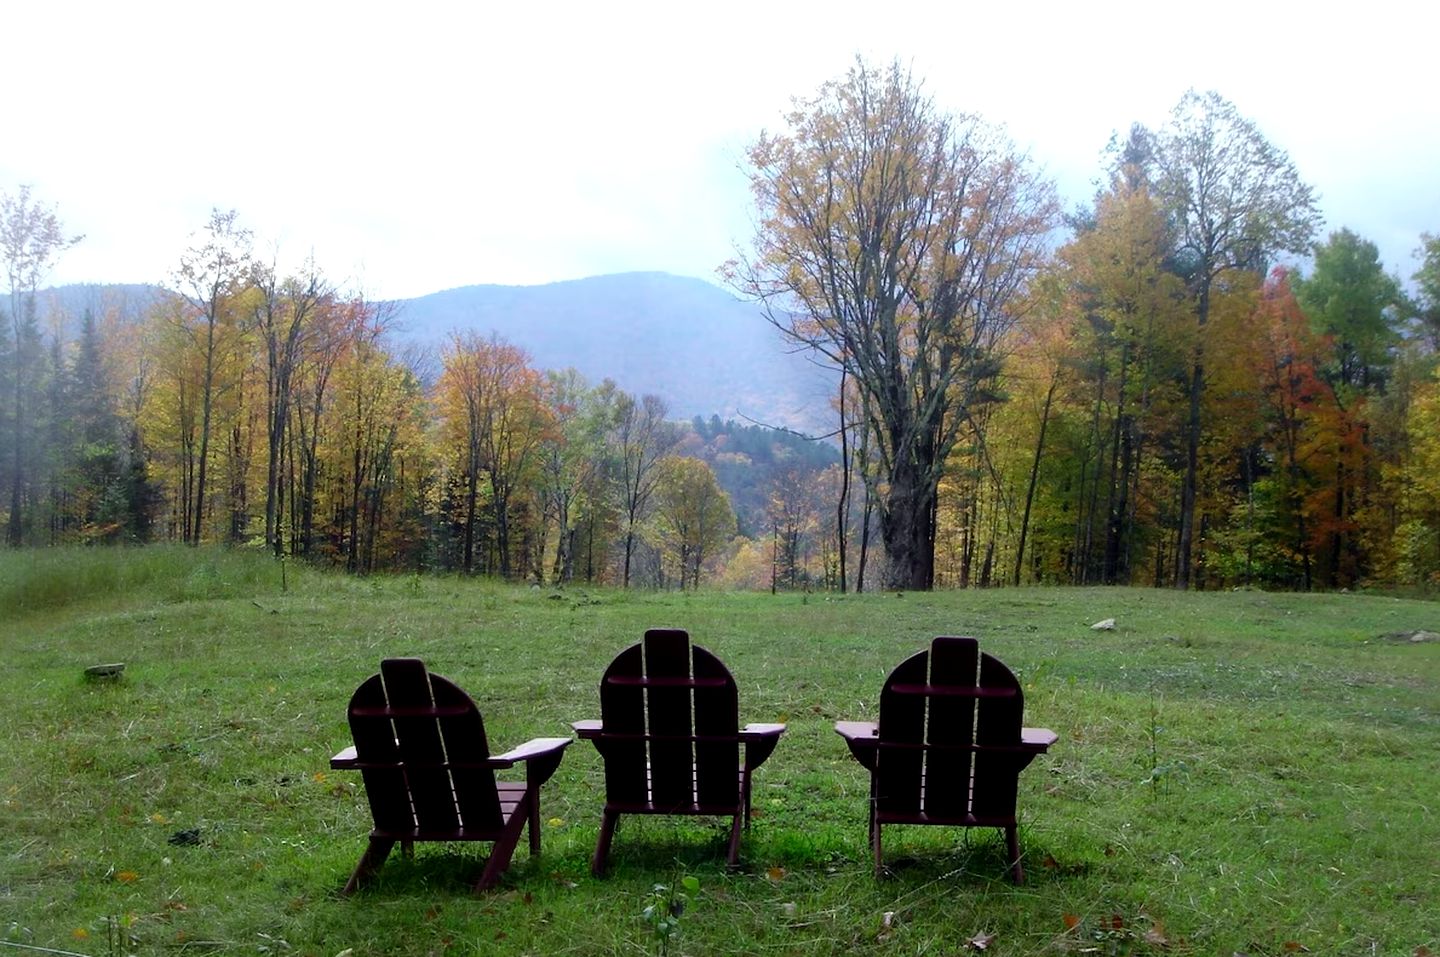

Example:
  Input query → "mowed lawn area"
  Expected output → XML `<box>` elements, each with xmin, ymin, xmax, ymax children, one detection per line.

<box><xmin>2</xmin><ymin>549</ymin><xmax>1437</xmax><ymax>956</ymax></box>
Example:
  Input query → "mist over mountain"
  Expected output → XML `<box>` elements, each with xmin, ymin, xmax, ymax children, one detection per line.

<box><xmin>36</xmin><ymin>273</ymin><xmax>835</xmax><ymax>432</ymax></box>
<box><xmin>391</xmin><ymin>272</ymin><xmax>834</xmax><ymax>430</ymax></box>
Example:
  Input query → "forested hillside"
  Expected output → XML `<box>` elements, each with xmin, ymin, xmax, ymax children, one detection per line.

<box><xmin>3</xmin><ymin>66</ymin><xmax>1438</xmax><ymax>594</ymax></box>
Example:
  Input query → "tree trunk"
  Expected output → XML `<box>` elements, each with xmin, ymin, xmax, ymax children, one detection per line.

<box><xmin>879</xmin><ymin>460</ymin><xmax>934</xmax><ymax>590</ymax></box>
<box><xmin>1014</xmin><ymin>378</ymin><xmax>1056</xmax><ymax>586</ymax></box>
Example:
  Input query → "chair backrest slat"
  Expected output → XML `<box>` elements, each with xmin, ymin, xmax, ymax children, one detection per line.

<box><xmin>971</xmin><ymin>652</ymin><xmax>1024</xmax><ymax>820</ymax></box>
<box><xmin>692</xmin><ymin>643</ymin><xmax>740</xmax><ymax>805</ymax></box>
<box><xmin>644</xmin><ymin>629</ymin><xmax>695</xmax><ymax>807</ymax></box>
<box><xmin>599</xmin><ymin>644</ymin><xmax>649</xmax><ymax>804</ymax></box>
<box><xmin>920</xmin><ymin>636</ymin><xmax>979</xmax><ymax>818</ymax></box>
<box><xmin>876</xmin><ymin>651</ymin><xmax>927</xmax><ymax>814</ymax></box>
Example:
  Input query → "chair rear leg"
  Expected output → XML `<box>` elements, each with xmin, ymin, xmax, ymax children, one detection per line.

<box><xmin>341</xmin><ymin>837</ymin><xmax>396</xmax><ymax>896</ymax></box>
<box><xmin>591</xmin><ymin>808</ymin><xmax>619</xmax><ymax>877</ymax></box>
<box><xmin>725</xmin><ymin>811</ymin><xmax>743</xmax><ymax>868</ymax></box>
<box><xmin>1005</xmin><ymin>825</ymin><xmax>1024</xmax><ymax>884</ymax></box>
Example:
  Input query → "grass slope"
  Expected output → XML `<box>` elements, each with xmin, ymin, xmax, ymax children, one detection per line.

<box><xmin>2</xmin><ymin>548</ymin><xmax>1437</xmax><ymax>956</ymax></box>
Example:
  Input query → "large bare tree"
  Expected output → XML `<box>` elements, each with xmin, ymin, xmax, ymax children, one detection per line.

<box><xmin>731</xmin><ymin>59</ymin><xmax>1056</xmax><ymax>589</ymax></box>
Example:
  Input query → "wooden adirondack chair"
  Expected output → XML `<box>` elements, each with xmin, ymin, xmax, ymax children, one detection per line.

<box><xmin>330</xmin><ymin>658</ymin><xmax>570</xmax><ymax>894</ymax></box>
<box><xmin>572</xmin><ymin>628</ymin><xmax>785</xmax><ymax>874</ymax></box>
<box><xmin>835</xmin><ymin>637</ymin><xmax>1057</xmax><ymax>882</ymax></box>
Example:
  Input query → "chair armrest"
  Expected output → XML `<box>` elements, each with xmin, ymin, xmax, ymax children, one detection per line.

<box><xmin>739</xmin><ymin>722</ymin><xmax>785</xmax><ymax>771</ymax></box>
<box><xmin>490</xmin><ymin>736</ymin><xmax>572</xmax><ymax>766</ymax></box>
<box><xmin>834</xmin><ymin>720</ymin><xmax>880</xmax><ymax>771</ymax></box>
<box><xmin>1021</xmin><ymin>727</ymin><xmax>1058</xmax><ymax>751</ymax></box>
<box><xmin>490</xmin><ymin>736</ymin><xmax>571</xmax><ymax>787</ymax></box>
<box><xmin>331</xmin><ymin>745</ymin><xmax>359</xmax><ymax>769</ymax></box>
<box><xmin>571</xmin><ymin>719</ymin><xmax>603</xmax><ymax>739</ymax></box>
<box><xmin>834</xmin><ymin>721</ymin><xmax>879</xmax><ymax>744</ymax></box>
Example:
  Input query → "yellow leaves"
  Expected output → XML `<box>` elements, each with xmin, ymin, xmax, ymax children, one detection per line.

<box><xmin>114</xmin><ymin>870</ymin><xmax>140</xmax><ymax>883</ymax></box>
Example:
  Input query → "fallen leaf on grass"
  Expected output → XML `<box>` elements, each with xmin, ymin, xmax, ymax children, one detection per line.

<box><xmin>1062</xmin><ymin>914</ymin><xmax>1081</xmax><ymax>931</ymax></box>
<box><xmin>1143</xmin><ymin>920</ymin><xmax>1168</xmax><ymax>947</ymax></box>
<box><xmin>1415</xmin><ymin>948</ymin><xmax>1434</xmax><ymax>957</ymax></box>
<box><xmin>114</xmin><ymin>870</ymin><xmax>139</xmax><ymax>883</ymax></box>
<box><xmin>766</xmin><ymin>866</ymin><xmax>787</xmax><ymax>882</ymax></box>
<box><xmin>966</xmin><ymin>931</ymin><xmax>995</xmax><ymax>950</ymax></box>
<box><xmin>1282</xmin><ymin>943</ymin><xmax>1309</xmax><ymax>953</ymax></box>
<box><xmin>72</xmin><ymin>929</ymin><xmax>89</xmax><ymax>940</ymax></box>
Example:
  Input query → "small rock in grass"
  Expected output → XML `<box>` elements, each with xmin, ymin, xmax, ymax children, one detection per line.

<box><xmin>1378</xmin><ymin>630</ymin><xmax>1439</xmax><ymax>643</ymax></box>
<box><xmin>168</xmin><ymin>828</ymin><xmax>202</xmax><ymax>846</ymax></box>
<box><xmin>84</xmin><ymin>663</ymin><xmax>125</xmax><ymax>679</ymax></box>
<box><xmin>1090</xmin><ymin>618</ymin><xmax>1116</xmax><ymax>631</ymax></box>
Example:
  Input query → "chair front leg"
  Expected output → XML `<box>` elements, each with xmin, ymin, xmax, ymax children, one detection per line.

<box><xmin>342</xmin><ymin>837</ymin><xmax>396</xmax><ymax>896</ymax></box>
<box><xmin>528</xmin><ymin>786</ymin><xmax>542</xmax><ymax>856</ymax></box>
<box><xmin>476</xmin><ymin>806</ymin><xmax>530</xmax><ymax>893</ymax></box>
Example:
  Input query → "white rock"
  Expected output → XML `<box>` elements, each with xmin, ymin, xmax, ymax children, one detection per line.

<box><xmin>1090</xmin><ymin>618</ymin><xmax>1116</xmax><ymax>631</ymax></box>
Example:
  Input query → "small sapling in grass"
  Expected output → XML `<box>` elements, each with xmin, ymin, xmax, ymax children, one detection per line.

<box><xmin>641</xmin><ymin>874</ymin><xmax>700</xmax><ymax>957</ymax></box>
<box><xmin>1142</xmin><ymin>690</ymin><xmax>1188</xmax><ymax>795</ymax></box>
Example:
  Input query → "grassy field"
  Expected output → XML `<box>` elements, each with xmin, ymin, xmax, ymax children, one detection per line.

<box><xmin>2</xmin><ymin>548</ymin><xmax>1437</xmax><ymax>956</ymax></box>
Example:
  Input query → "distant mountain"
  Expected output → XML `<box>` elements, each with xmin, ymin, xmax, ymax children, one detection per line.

<box><xmin>34</xmin><ymin>283</ymin><xmax>163</xmax><ymax>331</ymax></box>
<box><xmin>37</xmin><ymin>273</ymin><xmax>837</xmax><ymax>431</ymax></box>
<box><xmin>391</xmin><ymin>272</ymin><xmax>834</xmax><ymax>430</ymax></box>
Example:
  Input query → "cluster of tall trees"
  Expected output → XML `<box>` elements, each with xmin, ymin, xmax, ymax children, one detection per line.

<box><xmin>6</xmin><ymin>60</ymin><xmax>1440</xmax><ymax>592</ymax></box>
<box><xmin>735</xmin><ymin>62</ymin><xmax>1439</xmax><ymax>592</ymax></box>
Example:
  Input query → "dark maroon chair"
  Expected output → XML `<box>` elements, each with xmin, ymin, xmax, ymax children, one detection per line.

<box><xmin>836</xmin><ymin>637</ymin><xmax>1057</xmax><ymax>882</ymax></box>
<box><xmin>573</xmin><ymin>628</ymin><xmax>785</xmax><ymax>874</ymax></box>
<box><xmin>330</xmin><ymin>658</ymin><xmax>570</xmax><ymax>894</ymax></box>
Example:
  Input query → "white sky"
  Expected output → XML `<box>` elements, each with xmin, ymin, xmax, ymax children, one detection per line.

<box><xmin>6</xmin><ymin>0</ymin><xmax>1437</xmax><ymax>300</ymax></box>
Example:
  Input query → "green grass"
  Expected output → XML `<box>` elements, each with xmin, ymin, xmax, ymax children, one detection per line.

<box><xmin>2</xmin><ymin>548</ymin><xmax>1437</xmax><ymax>956</ymax></box>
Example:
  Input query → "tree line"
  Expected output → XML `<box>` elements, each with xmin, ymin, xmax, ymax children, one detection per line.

<box><xmin>5</xmin><ymin>61</ymin><xmax>1440</xmax><ymax>592</ymax></box>
<box><xmin>0</xmin><ymin>202</ymin><xmax>845</xmax><ymax>587</ymax></box>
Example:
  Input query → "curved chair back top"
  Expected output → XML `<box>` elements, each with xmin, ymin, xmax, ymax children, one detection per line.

<box><xmin>598</xmin><ymin>628</ymin><xmax>740</xmax><ymax>808</ymax></box>
<box><xmin>876</xmin><ymin>636</ymin><xmax>1025</xmax><ymax>820</ymax></box>
<box><xmin>347</xmin><ymin>657</ymin><xmax>503</xmax><ymax>835</ymax></box>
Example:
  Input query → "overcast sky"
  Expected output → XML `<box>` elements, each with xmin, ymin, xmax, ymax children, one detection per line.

<box><xmin>6</xmin><ymin>1</ymin><xmax>1436</xmax><ymax>301</ymax></box>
